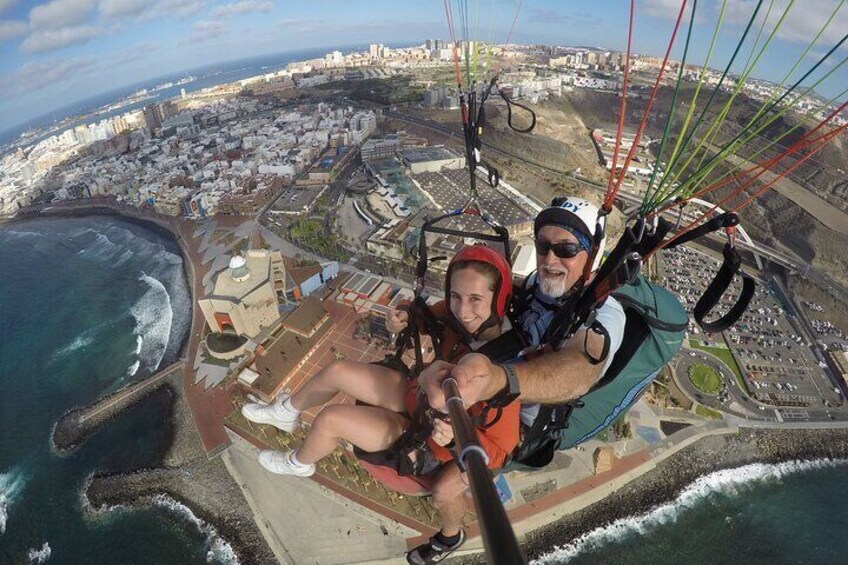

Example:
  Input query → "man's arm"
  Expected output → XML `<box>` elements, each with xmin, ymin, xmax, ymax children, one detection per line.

<box><xmin>478</xmin><ymin>327</ymin><xmax>607</xmax><ymax>404</ymax></box>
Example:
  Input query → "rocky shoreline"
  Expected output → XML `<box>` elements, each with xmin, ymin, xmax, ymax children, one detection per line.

<box><xmin>453</xmin><ymin>427</ymin><xmax>848</xmax><ymax>564</ymax></box>
<box><xmin>9</xmin><ymin>204</ymin><xmax>273</xmax><ymax>564</ymax></box>
<box><xmin>52</xmin><ymin>362</ymin><xmax>184</xmax><ymax>453</ymax></box>
<box><xmin>81</xmin><ymin>376</ymin><xmax>276</xmax><ymax>564</ymax></box>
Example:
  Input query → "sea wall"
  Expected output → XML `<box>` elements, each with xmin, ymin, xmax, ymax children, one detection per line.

<box><xmin>52</xmin><ymin>362</ymin><xmax>184</xmax><ymax>453</ymax></box>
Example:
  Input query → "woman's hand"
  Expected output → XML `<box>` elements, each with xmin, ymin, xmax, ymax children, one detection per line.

<box><xmin>386</xmin><ymin>309</ymin><xmax>409</xmax><ymax>333</ymax></box>
<box><xmin>430</xmin><ymin>417</ymin><xmax>455</xmax><ymax>447</ymax></box>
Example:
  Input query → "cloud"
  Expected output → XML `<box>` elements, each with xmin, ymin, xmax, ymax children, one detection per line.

<box><xmin>182</xmin><ymin>18</ymin><xmax>226</xmax><ymax>43</ymax></box>
<box><xmin>0</xmin><ymin>19</ymin><xmax>27</xmax><ymax>41</ymax></box>
<box><xmin>29</xmin><ymin>0</ymin><xmax>97</xmax><ymax>29</ymax></box>
<box><xmin>0</xmin><ymin>57</ymin><xmax>96</xmax><ymax>96</ymax></box>
<box><xmin>151</xmin><ymin>0</ymin><xmax>203</xmax><ymax>19</ymax></box>
<box><xmin>114</xmin><ymin>40</ymin><xmax>160</xmax><ymax>62</ymax></box>
<box><xmin>525</xmin><ymin>8</ymin><xmax>602</xmax><ymax>28</ymax></box>
<box><xmin>99</xmin><ymin>0</ymin><xmax>153</xmax><ymax>18</ymax></box>
<box><xmin>723</xmin><ymin>0</ymin><xmax>848</xmax><ymax>47</ymax></box>
<box><xmin>210</xmin><ymin>0</ymin><xmax>272</xmax><ymax>19</ymax></box>
<box><xmin>21</xmin><ymin>24</ymin><xmax>102</xmax><ymax>52</ymax></box>
<box><xmin>0</xmin><ymin>0</ymin><xmax>19</xmax><ymax>15</ymax></box>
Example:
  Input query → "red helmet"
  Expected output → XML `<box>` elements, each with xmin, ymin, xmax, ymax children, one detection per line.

<box><xmin>445</xmin><ymin>245</ymin><xmax>513</xmax><ymax>321</ymax></box>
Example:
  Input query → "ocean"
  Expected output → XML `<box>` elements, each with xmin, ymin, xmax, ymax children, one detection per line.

<box><xmin>0</xmin><ymin>215</ymin><xmax>236</xmax><ymax>564</ymax></box>
<box><xmin>533</xmin><ymin>459</ymin><xmax>848</xmax><ymax>564</ymax></box>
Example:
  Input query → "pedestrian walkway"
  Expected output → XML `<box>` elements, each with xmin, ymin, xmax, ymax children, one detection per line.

<box><xmin>223</xmin><ymin>431</ymin><xmax>419</xmax><ymax>565</ymax></box>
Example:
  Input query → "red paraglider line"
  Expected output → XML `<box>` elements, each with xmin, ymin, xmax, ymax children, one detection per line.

<box><xmin>656</xmin><ymin>98</ymin><xmax>848</xmax><ymax>215</ymax></box>
<box><xmin>645</xmin><ymin>119</ymin><xmax>847</xmax><ymax>258</ymax></box>
<box><xmin>606</xmin><ymin>0</ymin><xmax>635</xmax><ymax>202</ymax></box>
<box><xmin>608</xmin><ymin>0</ymin><xmax>688</xmax><ymax>209</ymax></box>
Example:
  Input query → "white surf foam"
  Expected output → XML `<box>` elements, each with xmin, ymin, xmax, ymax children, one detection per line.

<box><xmin>131</xmin><ymin>274</ymin><xmax>173</xmax><ymax>374</ymax></box>
<box><xmin>27</xmin><ymin>542</ymin><xmax>51</xmax><ymax>564</ymax></box>
<box><xmin>126</xmin><ymin>360</ymin><xmax>141</xmax><ymax>378</ymax></box>
<box><xmin>0</xmin><ymin>467</ymin><xmax>27</xmax><ymax>535</ymax></box>
<box><xmin>150</xmin><ymin>494</ymin><xmax>240</xmax><ymax>565</ymax></box>
<box><xmin>532</xmin><ymin>459</ymin><xmax>847</xmax><ymax>564</ymax></box>
<box><xmin>54</xmin><ymin>332</ymin><xmax>96</xmax><ymax>358</ymax></box>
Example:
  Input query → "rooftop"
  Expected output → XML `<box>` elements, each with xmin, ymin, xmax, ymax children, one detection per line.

<box><xmin>399</xmin><ymin>145</ymin><xmax>459</xmax><ymax>163</ymax></box>
<box><xmin>211</xmin><ymin>250</ymin><xmax>273</xmax><ymax>298</ymax></box>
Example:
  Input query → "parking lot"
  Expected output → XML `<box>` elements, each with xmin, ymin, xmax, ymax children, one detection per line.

<box><xmin>268</xmin><ymin>184</ymin><xmax>327</xmax><ymax>214</ymax></box>
<box><xmin>411</xmin><ymin>168</ymin><xmax>534</xmax><ymax>231</ymax></box>
<box><xmin>660</xmin><ymin>245</ymin><xmax>839</xmax><ymax>410</ymax></box>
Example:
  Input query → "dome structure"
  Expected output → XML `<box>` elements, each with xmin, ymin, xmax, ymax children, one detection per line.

<box><xmin>229</xmin><ymin>255</ymin><xmax>251</xmax><ymax>282</ymax></box>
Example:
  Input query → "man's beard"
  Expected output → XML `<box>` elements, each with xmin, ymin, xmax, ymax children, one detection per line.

<box><xmin>538</xmin><ymin>269</ymin><xmax>577</xmax><ymax>300</ymax></box>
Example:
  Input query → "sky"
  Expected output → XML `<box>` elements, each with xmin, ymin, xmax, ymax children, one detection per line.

<box><xmin>0</xmin><ymin>0</ymin><xmax>846</xmax><ymax>134</ymax></box>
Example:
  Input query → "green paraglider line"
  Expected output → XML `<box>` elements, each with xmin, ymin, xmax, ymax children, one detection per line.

<box><xmin>641</xmin><ymin>0</ymin><xmax>698</xmax><ymax>212</ymax></box>
<box><xmin>653</xmin><ymin>97</ymin><xmax>848</xmax><ymax>224</ymax></box>
<box><xmin>608</xmin><ymin>0</ymin><xmax>690</xmax><ymax>211</ymax></box>
<box><xmin>644</xmin><ymin>0</ymin><xmax>729</xmax><ymax>212</ymax></box>
<box><xmin>653</xmin><ymin>35</ymin><xmax>848</xmax><ymax>209</ymax></box>
<box><xmin>672</xmin><ymin>0</ymin><xmax>844</xmax><ymax>201</ymax></box>
<box><xmin>683</xmin><ymin>0</ymin><xmax>785</xmax><ymax>179</ymax></box>
<box><xmin>674</xmin><ymin>55</ymin><xmax>848</xmax><ymax>203</ymax></box>
<box><xmin>646</xmin><ymin>0</ymin><xmax>764</xmax><ymax>208</ymax></box>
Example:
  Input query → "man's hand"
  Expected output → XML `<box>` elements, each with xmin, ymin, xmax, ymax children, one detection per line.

<box><xmin>419</xmin><ymin>354</ymin><xmax>508</xmax><ymax>411</ymax></box>
<box><xmin>386</xmin><ymin>309</ymin><xmax>409</xmax><ymax>334</ymax></box>
<box><xmin>451</xmin><ymin>353</ymin><xmax>508</xmax><ymax>405</ymax></box>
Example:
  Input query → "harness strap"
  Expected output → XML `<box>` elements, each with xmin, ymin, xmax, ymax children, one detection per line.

<box><xmin>665</xmin><ymin>211</ymin><xmax>739</xmax><ymax>249</ymax></box>
<box><xmin>693</xmin><ymin>242</ymin><xmax>756</xmax><ymax>333</ymax></box>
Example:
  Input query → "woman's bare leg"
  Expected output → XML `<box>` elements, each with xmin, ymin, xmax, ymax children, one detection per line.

<box><xmin>430</xmin><ymin>462</ymin><xmax>470</xmax><ymax>536</ymax></box>
<box><xmin>296</xmin><ymin>404</ymin><xmax>410</xmax><ymax>464</ymax></box>
<box><xmin>289</xmin><ymin>360</ymin><xmax>407</xmax><ymax>413</ymax></box>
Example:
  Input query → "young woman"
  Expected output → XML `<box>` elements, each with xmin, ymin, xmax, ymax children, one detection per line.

<box><xmin>241</xmin><ymin>245</ymin><xmax>520</xmax><ymax>479</ymax></box>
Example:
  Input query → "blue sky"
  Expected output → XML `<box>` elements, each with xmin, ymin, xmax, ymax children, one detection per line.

<box><xmin>0</xmin><ymin>0</ymin><xmax>846</xmax><ymax>133</ymax></box>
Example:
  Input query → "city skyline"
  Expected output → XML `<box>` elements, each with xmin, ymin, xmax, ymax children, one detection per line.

<box><xmin>1</xmin><ymin>0</ymin><xmax>847</xmax><ymax>133</ymax></box>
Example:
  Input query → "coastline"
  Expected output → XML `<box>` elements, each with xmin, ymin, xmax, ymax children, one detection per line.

<box><xmin>453</xmin><ymin>427</ymin><xmax>848</xmax><ymax>564</ymax></box>
<box><xmin>12</xmin><ymin>201</ymin><xmax>848</xmax><ymax>565</ymax></box>
<box><xmin>82</xmin><ymin>380</ymin><xmax>276</xmax><ymax>564</ymax></box>
<box><xmin>4</xmin><ymin>202</ymin><xmax>276</xmax><ymax>564</ymax></box>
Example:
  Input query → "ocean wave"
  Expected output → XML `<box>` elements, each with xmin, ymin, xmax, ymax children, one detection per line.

<box><xmin>131</xmin><ymin>274</ymin><xmax>173</xmax><ymax>374</ymax></box>
<box><xmin>532</xmin><ymin>458</ymin><xmax>848</xmax><ymax>564</ymax></box>
<box><xmin>126</xmin><ymin>360</ymin><xmax>141</xmax><ymax>377</ymax></box>
<box><xmin>27</xmin><ymin>542</ymin><xmax>51</xmax><ymax>564</ymax></box>
<box><xmin>54</xmin><ymin>332</ymin><xmax>96</xmax><ymax>358</ymax></box>
<box><xmin>0</xmin><ymin>229</ymin><xmax>42</xmax><ymax>241</ymax></box>
<box><xmin>150</xmin><ymin>494</ymin><xmax>240</xmax><ymax>565</ymax></box>
<box><xmin>0</xmin><ymin>467</ymin><xmax>27</xmax><ymax>535</ymax></box>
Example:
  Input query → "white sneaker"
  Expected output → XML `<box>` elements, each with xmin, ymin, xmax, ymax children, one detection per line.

<box><xmin>241</xmin><ymin>395</ymin><xmax>299</xmax><ymax>432</ymax></box>
<box><xmin>258</xmin><ymin>450</ymin><xmax>315</xmax><ymax>477</ymax></box>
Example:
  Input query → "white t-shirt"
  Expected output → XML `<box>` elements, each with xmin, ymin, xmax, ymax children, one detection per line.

<box><xmin>517</xmin><ymin>277</ymin><xmax>627</xmax><ymax>426</ymax></box>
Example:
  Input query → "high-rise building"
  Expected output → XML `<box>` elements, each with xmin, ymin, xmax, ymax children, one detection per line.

<box><xmin>143</xmin><ymin>105</ymin><xmax>162</xmax><ymax>134</ymax></box>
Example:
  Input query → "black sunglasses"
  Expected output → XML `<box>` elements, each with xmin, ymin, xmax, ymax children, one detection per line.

<box><xmin>534</xmin><ymin>239</ymin><xmax>585</xmax><ymax>259</ymax></box>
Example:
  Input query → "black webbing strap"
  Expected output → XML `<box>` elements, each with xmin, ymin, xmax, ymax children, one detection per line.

<box><xmin>584</xmin><ymin>320</ymin><xmax>611</xmax><ymax>366</ymax></box>
<box><xmin>665</xmin><ymin>211</ymin><xmax>739</xmax><ymax>249</ymax></box>
<box><xmin>511</xmin><ymin>403</ymin><xmax>575</xmax><ymax>468</ymax></box>
<box><xmin>393</xmin><ymin>296</ymin><xmax>444</xmax><ymax>376</ymax></box>
<box><xmin>693</xmin><ymin>242</ymin><xmax>756</xmax><ymax>333</ymax></box>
